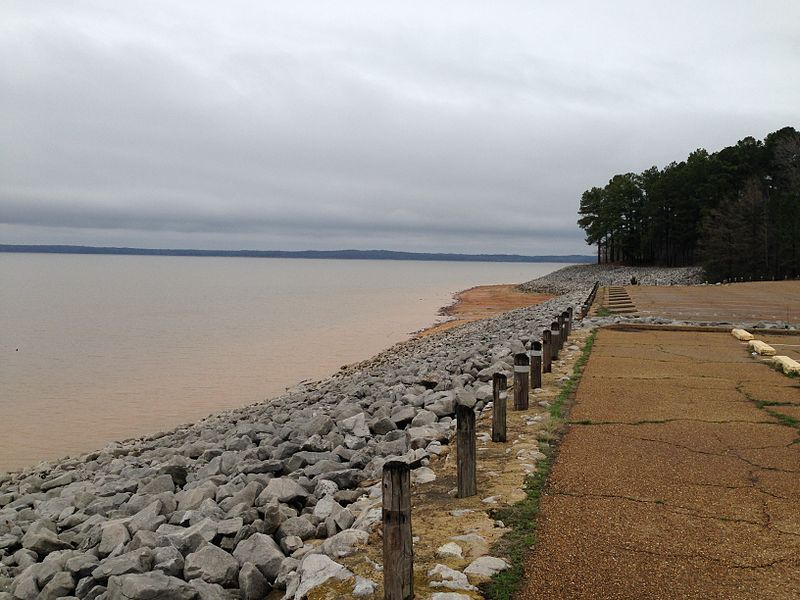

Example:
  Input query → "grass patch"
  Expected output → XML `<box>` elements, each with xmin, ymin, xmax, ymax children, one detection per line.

<box><xmin>595</xmin><ymin>307</ymin><xmax>612</xmax><ymax>317</ymax></box>
<box><xmin>765</xmin><ymin>409</ymin><xmax>800</xmax><ymax>429</ymax></box>
<box><xmin>480</xmin><ymin>330</ymin><xmax>596</xmax><ymax>600</ymax></box>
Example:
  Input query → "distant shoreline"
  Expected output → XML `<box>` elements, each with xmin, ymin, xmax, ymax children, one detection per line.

<box><xmin>0</xmin><ymin>244</ymin><xmax>595</xmax><ymax>264</ymax></box>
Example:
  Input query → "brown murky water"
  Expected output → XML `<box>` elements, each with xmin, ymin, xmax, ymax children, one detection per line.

<box><xmin>0</xmin><ymin>254</ymin><xmax>563</xmax><ymax>471</ymax></box>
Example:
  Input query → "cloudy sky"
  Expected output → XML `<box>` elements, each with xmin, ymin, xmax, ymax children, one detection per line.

<box><xmin>1</xmin><ymin>1</ymin><xmax>798</xmax><ymax>255</ymax></box>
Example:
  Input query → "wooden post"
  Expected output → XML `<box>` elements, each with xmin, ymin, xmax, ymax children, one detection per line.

<box><xmin>513</xmin><ymin>352</ymin><xmax>529</xmax><ymax>411</ymax></box>
<box><xmin>491</xmin><ymin>373</ymin><xmax>507</xmax><ymax>443</ymax></box>
<box><xmin>531</xmin><ymin>340</ymin><xmax>542</xmax><ymax>389</ymax></box>
<box><xmin>542</xmin><ymin>329</ymin><xmax>552</xmax><ymax>374</ymax></box>
<box><xmin>566</xmin><ymin>307</ymin><xmax>574</xmax><ymax>337</ymax></box>
<box><xmin>550</xmin><ymin>321</ymin><xmax>560</xmax><ymax>361</ymax></box>
<box><xmin>382</xmin><ymin>460</ymin><xmax>413</xmax><ymax>600</ymax></box>
<box><xmin>561</xmin><ymin>311</ymin><xmax>569</xmax><ymax>347</ymax></box>
<box><xmin>456</xmin><ymin>404</ymin><xmax>477</xmax><ymax>498</ymax></box>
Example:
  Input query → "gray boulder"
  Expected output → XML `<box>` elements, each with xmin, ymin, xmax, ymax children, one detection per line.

<box><xmin>238</xmin><ymin>562</ymin><xmax>269</xmax><ymax>600</ymax></box>
<box><xmin>232</xmin><ymin>533</ymin><xmax>284</xmax><ymax>582</ymax></box>
<box><xmin>339</xmin><ymin>413</ymin><xmax>370</xmax><ymax>438</ymax></box>
<box><xmin>128</xmin><ymin>500</ymin><xmax>165</xmax><ymax>534</ymax></box>
<box><xmin>294</xmin><ymin>554</ymin><xmax>353</xmax><ymax>600</ymax></box>
<box><xmin>390</xmin><ymin>406</ymin><xmax>416</xmax><ymax>427</ymax></box>
<box><xmin>21</xmin><ymin>520</ymin><xmax>70</xmax><ymax>554</ymax></box>
<box><xmin>97</xmin><ymin>521</ymin><xmax>131</xmax><ymax>556</ymax></box>
<box><xmin>91</xmin><ymin>548</ymin><xmax>154</xmax><ymax>579</ymax></box>
<box><xmin>178</xmin><ymin>481</ymin><xmax>218</xmax><ymax>512</ymax></box>
<box><xmin>368</xmin><ymin>417</ymin><xmax>396</xmax><ymax>435</ymax></box>
<box><xmin>153</xmin><ymin>545</ymin><xmax>184</xmax><ymax>577</ymax></box>
<box><xmin>189</xmin><ymin>579</ymin><xmax>238</xmax><ymax>600</ymax></box>
<box><xmin>36</xmin><ymin>571</ymin><xmax>75</xmax><ymax>600</ymax></box>
<box><xmin>276</xmin><ymin>517</ymin><xmax>315</xmax><ymax>541</ymax></box>
<box><xmin>320</xmin><ymin>529</ymin><xmax>369</xmax><ymax>559</ymax></box>
<box><xmin>106</xmin><ymin>572</ymin><xmax>198</xmax><ymax>600</ymax></box>
<box><xmin>184</xmin><ymin>544</ymin><xmax>239</xmax><ymax>587</ymax></box>
<box><xmin>256</xmin><ymin>478</ymin><xmax>308</xmax><ymax>506</ymax></box>
<box><xmin>302</xmin><ymin>415</ymin><xmax>334</xmax><ymax>437</ymax></box>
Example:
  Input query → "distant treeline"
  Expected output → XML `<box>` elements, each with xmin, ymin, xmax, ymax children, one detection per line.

<box><xmin>578</xmin><ymin>126</ymin><xmax>800</xmax><ymax>281</ymax></box>
<box><xmin>0</xmin><ymin>245</ymin><xmax>595</xmax><ymax>264</ymax></box>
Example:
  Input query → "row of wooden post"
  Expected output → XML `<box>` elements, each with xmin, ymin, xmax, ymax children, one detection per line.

<box><xmin>382</xmin><ymin>306</ymin><xmax>575</xmax><ymax>599</ymax></box>
<box><xmin>580</xmin><ymin>281</ymin><xmax>600</xmax><ymax>317</ymax></box>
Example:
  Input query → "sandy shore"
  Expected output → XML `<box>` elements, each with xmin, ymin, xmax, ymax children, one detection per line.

<box><xmin>418</xmin><ymin>284</ymin><xmax>553</xmax><ymax>337</ymax></box>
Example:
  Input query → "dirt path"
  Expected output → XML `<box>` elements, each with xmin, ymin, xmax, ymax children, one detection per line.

<box><xmin>417</xmin><ymin>285</ymin><xmax>552</xmax><ymax>337</ymax></box>
<box><xmin>519</xmin><ymin>326</ymin><xmax>800</xmax><ymax>599</ymax></box>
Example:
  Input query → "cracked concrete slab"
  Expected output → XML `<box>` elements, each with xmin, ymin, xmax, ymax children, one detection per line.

<box><xmin>519</xmin><ymin>327</ymin><xmax>800</xmax><ymax>599</ymax></box>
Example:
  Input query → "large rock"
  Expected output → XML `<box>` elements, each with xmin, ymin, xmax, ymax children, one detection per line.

<box><xmin>40</xmin><ymin>472</ymin><xmax>74</xmax><ymax>491</ymax></box>
<box><xmin>232</xmin><ymin>533</ymin><xmax>284</xmax><ymax>582</ymax></box>
<box><xmin>21</xmin><ymin>520</ymin><xmax>70</xmax><ymax>554</ymax></box>
<box><xmin>98</xmin><ymin>521</ymin><xmax>131</xmax><ymax>556</ymax></box>
<box><xmin>368</xmin><ymin>417</ymin><xmax>396</xmax><ymax>435</ymax></box>
<box><xmin>389</xmin><ymin>406</ymin><xmax>416</xmax><ymax>427</ymax></box>
<box><xmin>184</xmin><ymin>544</ymin><xmax>239</xmax><ymax>587</ymax></box>
<box><xmin>188</xmin><ymin>579</ymin><xmax>237</xmax><ymax>600</ymax></box>
<box><xmin>128</xmin><ymin>500</ymin><xmax>166</xmax><ymax>534</ymax></box>
<box><xmin>294</xmin><ymin>554</ymin><xmax>353</xmax><ymax>600</ymax></box>
<box><xmin>238</xmin><ymin>562</ymin><xmax>269</xmax><ymax>600</ymax></box>
<box><xmin>320</xmin><ymin>529</ymin><xmax>368</xmax><ymax>559</ymax></box>
<box><xmin>339</xmin><ymin>413</ymin><xmax>370</xmax><ymax>438</ymax></box>
<box><xmin>92</xmin><ymin>548</ymin><xmax>154</xmax><ymax>579</ymax></box>
<box><xmin>106</xmin><ymin>572</ymin><xmax>198</xmax><ymax>600</ymax></box>
<box><xmin>320</xmin><ymin>469</ymin><xmax>364</xmax><ymax>489</ymax></box>
<box><xmin>463</xmin><ymin>556</ymin><xmax>510</xmax><ymax>579</ymax></box>
<box><xmin>302</xmin><ymin>415</ymin><xmax>334</xmax><ymax>437</ymax></box>
<box><xmin>65</xmin><ymin>553</ymin><xmax>100</xmax><ymax>578</ymax></box>
<box><xmin>178</xmin><ymin>481</ymin><xmax>218</xmax><ymax>512</ymax></box>
<box><xmin>158</xmin><ymin>518</ymin><xmax>217</xmax><ymax>554</ymax></box>
<box><xmin>138</xmin><ymin>474</ymin><xmax>175</xmax><ymax>494</ymax></box>
<box><xmin>37</xmin><ymin>571</ymin><xmax>75</xmax><ymax>600</ymax></box>
<box><xmin>428</xmin><ymin>397</ymin><xmax>456</xmax><ymax>418</ymax></box>
<box><xmin>276</xmin><ymin>517</ymin><xmax>315</xmax><ymax>541</ymax></box>
<box><xmin>153</xmin><ymin>545</ymin><xmax>184</xmax><ymax>577</ymax></box>
<box><xmin>256</xmin><ymin>478</ymin><xmax>309</xmax><ymax>506</ymax></box>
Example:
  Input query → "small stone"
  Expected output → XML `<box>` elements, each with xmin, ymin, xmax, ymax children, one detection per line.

<box><xmin>352</xmin><ymin>575</ymin><xmax>377</xmax><ymax>597</ymax></box>
<box><xmin>463</xmin><ymin>556</ymin><xmax>510</xmax><ymax>579</ymax></box>
<box><xmin>411</xmin><ymin>467</ymin><xmax>436</xmax><ymax>484</ymax></box>
<box><xmin>427</xmin><ymin>564</ymin><xmax>475</xmax><ymax>591</ymax></box>
<box><xmin>435</xmin><ymin>542</ymin><xmax>463</xmax><ymax>558</ymax></box>
<box><xmin>320</xmin><ymin>529</ymin><xmax>369</xmax><ymax>559</ymax></box>
<box><xmin>40</xmin><ymin>472</ymin><xmax>74</xmax><ymax>491</ymax></box>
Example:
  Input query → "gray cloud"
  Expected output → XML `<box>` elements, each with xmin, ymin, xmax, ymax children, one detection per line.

<box><xmin>1</xmin><ymin>1</ymin><xmax>799</xmax><ymax>254</ymax></box>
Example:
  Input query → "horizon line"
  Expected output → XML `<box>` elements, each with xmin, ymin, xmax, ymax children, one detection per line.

<box><xmin>0</xmin><ymin>244</ymin><xmax>595</xmax><ymax>264</ymax></box>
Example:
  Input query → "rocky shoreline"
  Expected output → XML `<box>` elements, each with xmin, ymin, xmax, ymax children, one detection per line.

<box><xmin>0</xmin><ymin>264</ymin><xmax>707</xmax><ymax>600</ymax></box>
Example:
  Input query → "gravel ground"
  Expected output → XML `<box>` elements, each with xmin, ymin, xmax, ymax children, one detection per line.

<box><xmin>519</xmin><ymin>328</ymin><xmax>800</xmax><ymax>600</ymax></box>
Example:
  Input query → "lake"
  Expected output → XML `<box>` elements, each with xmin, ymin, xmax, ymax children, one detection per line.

<box><xmin>0</xmin><ymin>254</ymin><xmax>562</xmax><ymax>471</ymax></box>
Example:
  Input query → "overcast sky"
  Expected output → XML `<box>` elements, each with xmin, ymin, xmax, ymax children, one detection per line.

<box><xmin>1</xmin><ymin>1</ymin><xmax>798</xmax><ymax>254</ymax></box>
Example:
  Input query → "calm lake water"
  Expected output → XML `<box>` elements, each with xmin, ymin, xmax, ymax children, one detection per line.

<box><xmin>0</xmin><ymin>254</ymin><xmax>562</xmax><ymax>472</ymax></box>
